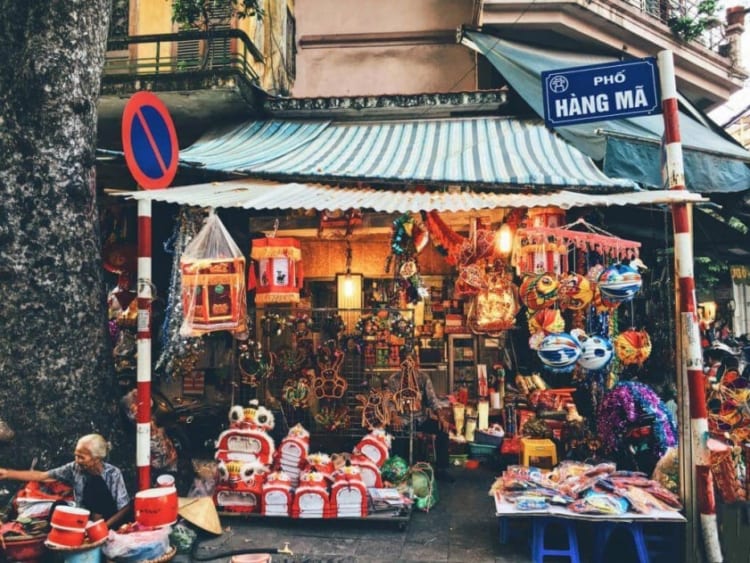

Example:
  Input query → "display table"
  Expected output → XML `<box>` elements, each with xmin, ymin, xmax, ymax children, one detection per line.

<box><xmin>493</xmin><ymin>493</ymin><xmax>686</xmax><ymax>563</ymax></box>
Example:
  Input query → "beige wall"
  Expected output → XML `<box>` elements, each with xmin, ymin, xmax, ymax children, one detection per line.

<box><xmin>293</xmin><ymin>0</ymin><xmax>477</xmax><ymax>97</ymax></box>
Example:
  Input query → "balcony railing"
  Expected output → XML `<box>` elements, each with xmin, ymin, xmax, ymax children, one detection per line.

<box><xmin>621</xmin><ymin>0</ymin><xmax>728</xmax><ymax>51</ymax></box>
<box><xmin>104</xmin><ymin>28</ymin><xmax>264</xmax><ymax>83</ymax></box>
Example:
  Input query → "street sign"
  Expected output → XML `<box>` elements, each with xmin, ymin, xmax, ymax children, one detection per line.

<box><xmin>121</xmin><ymin>92</ymin><xmax>179</xmax><ymax>189</ymax></box>
<box><xmin>542</xmin><ymin>58</ymin><xmax>661</xmax><ymax>127</ymax></box>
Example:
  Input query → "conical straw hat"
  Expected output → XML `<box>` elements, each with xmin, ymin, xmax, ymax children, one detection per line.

<box><xmin>178</xmin><ymin>497</ymin><xmax>222</xmax><ymax>535</ymax></box>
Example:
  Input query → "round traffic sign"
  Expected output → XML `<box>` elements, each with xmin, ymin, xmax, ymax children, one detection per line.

<box><xmin>121</xmin><ymin>92</ymin><xmax>179</xmax><ymax>190</ymax></box>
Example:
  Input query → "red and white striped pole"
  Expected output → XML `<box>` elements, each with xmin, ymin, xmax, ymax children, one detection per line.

<box><xmin>136</xmin><ymin>197</ymin><xmax>152</xmax><ymax>491</ymax></box>
<box><xmin>658</xmin><ymin>50</ymin><xmax>721</xmax><ymax>562</ymax></box>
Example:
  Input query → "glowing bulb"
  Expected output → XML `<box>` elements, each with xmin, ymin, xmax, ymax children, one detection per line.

<box><xmin>496</xmin><ymin>223</ymin><xmax>514</xmax><ymax>256</ymax></box>
<box><xmin>343</xmin><ymin>274</ymin><xmax>354</xmax><ymax>297</ymax></box>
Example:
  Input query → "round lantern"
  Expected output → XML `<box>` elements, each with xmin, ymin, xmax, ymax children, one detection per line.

<box><xmin>597</xmin><ymin>263</ymin><xmax>642</xmax><ymax>304</ymax></box>
<box><xmin>520</xmin><ymin>273</ymin><xmax>559</xmax><ymax>310</ymax></box>
<box><xmin>591</xmin><ymin>285</ymin><xmax>619</xmax><ymax>313</ymax></box>
<box><xmin>615</xmin><ymin>328</ymin><xmax>652</xmax><ymax>366</ymax></box>
<box><xmin>558</xmin><ymin>273</ymin><xmax>593</xmax><ymax>311</ymax></box>
<box><xmin>578</xmin><ymin>334</ymin><xmax>614</xmax><ymax>371</ymax></box>
<box><xmin>537</xmin><ymin>333</ymin><xmax>581</xmax><ymax>373</ymax></box>
<box><xmin>249</xmin><ymin>237</ymin><xmax>304</xmax><ymax>305</ymax></box>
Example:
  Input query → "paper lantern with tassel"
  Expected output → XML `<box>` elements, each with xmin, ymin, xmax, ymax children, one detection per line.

<box><xmin>248</xmin><ymin>237</ymin><xmax>304</xmax><ymax>305</ymax></box>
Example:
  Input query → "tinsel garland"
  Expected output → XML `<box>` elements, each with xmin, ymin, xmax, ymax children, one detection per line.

<box><xmin>155</xmin><ymin>208</ymin><xmax>207</xmax><ymax>378</ymax></box>
<box><xmin>596</xmin><ymin>381</ymin><xmax>678</xmax><ymax>459</ymax></box>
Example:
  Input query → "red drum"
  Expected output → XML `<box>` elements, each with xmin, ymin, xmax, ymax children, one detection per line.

<box><xmin>85</xmin><ymin>519</ymin><xmax>109</xmax><ymax>543</ymax></box>
<box><xmin>48</xmin><ymin>525</ymin><xmax>86</xmax><ymax>547</ymax></box>
<box><xmin>51</xmin><ymin>506</ymin><xmax>90</xmax><ymax>528</ymax></box>
<box><xmin>134</xmin><ymin>486</ymin><xmax>178</xmax><ymax>528</ymax></box>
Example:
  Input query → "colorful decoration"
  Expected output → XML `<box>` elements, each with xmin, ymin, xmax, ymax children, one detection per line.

<box><xmin>597</xmin><ymin>263</ymin><xmax>643</xmax><ymax>304</ymax></box>
<box><xmin>468</xmin><ymin>273</ymin><xmax>520</xmax><ymax>333</ymax></box>
<box><xmin>180</xmin><ymin>213</ymin><xmax>247</xmax><ymax>336</ymax></box>
<box><xmin>558</xmin><ymin>273</ymin><xmax>593</xmax><ymax>311</ymax></box>
<box><xmin>596</xmin><ymin>381</ymin><xmax>678</xmax><ymax>460</ymax></box>
<box><xmin>528</xmin><ymin>308</ymin><xmax>565</xmax><ymax>336</ymax></box>
<box><xmin>312</xmin><ymin>341</ymin><xmax>348</xmax><ymax>400</ymax></box>
<box><xmin>577</xmin><ymin>334</ymin><xmax>614</xmax><ymax>371</ymax></box>
<box><xmin>314</xmin><ymin>406</ymin><xmax>350</xmax><ymax>432</ymax></box>
<box><xmin>282</xmin><ymin>377</ymin><xmax>311</xmax><ymax>409</ymax></box>
<box><xmin>537</xmin><ymin>332</ymin><xmax>582</xmax><ymax>373</ymax></box>
<box><xmin>355</xmin><ymin>389</ymin><xmax>400</xmax><ymax>430</ymax></box>
<box><xmin>519</xmin><ymin>273</ymin><xmax>559</xmax><ymax>310</ymax></box>
<box><xmin>615</xmin><ymin>328</ymin><xmax>652</xmax><ymax>366</ymax></box>
<box><xmin>248</xmin><ymin>236</ymin><xmax>303</xmax><ymax>304</ymax></box>
<box><xmin>214</xmin><ymin>459</ymin><xmax>267</xmax><ymax>514</ymax></box>
<box><xmin>391</xmin><ymin>355</ymin><xmax>422</xmax><ymax>414</ymax></box>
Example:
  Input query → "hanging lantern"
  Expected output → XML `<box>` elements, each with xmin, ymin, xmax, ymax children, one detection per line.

<box><xmin>537</xmin><ymin>332</ymin><xmax>582</xmax><ymax>373</ymax></box>
<box><xmin>519</xmin><ymin>273</ymin><xmax>559</xmax><ymax>310</ymax></box>
<box><xmin>558</xmin><ymin>273</ymin><xmax>593</xmax><ymax>311</ymax></box>
<box><xmin>528</xmin><ymin>308</ymin><xmax>565</xmax><ymax>336</ymax></box>
<box><xmin>577</xmin><ymin>334</ymin><xmax>614</xmax><ymax>371</ymax></box>
<box><xmin>180</xmin><ymin>213</ymin><xmax>247</xmax><ymax>336</ymax></box>
<box><xmin>249</xmin><ymin>237</ymin><xmax>304</xmax><ymax>305</ymax></box>
<box><xmin>615</xmin><ymin>328</ymin><xmax>652</xmax><ymax>366</ymax></box>
<box><xmin>598</xmin><ymin>263</ymin><xmax>643</xmax><ymax>304</ymax></box>
<box><xmin>468</xmin><ymin>274</ymin><xmax>520</xmax><ymax>333</ymax></box>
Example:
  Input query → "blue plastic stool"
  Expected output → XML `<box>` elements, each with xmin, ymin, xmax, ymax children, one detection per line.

<box><xmin>531</xmin><ymin>517</ymin><xmax>581</xmax><ymax>563</ymax></box>
<box><xmin>592</xmin><ymin>521</ymin><xmax>650</xmax><ymax>563</ymax></box>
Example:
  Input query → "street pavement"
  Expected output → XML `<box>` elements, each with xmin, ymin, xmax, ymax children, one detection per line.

<box><xmin>176</xmin><ymin>464</ymin><xmax>534</xmax><ymax>562</ymax></box>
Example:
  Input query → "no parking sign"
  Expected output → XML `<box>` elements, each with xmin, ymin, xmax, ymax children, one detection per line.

<box><xmin>121</xmin><ymin>91</ymin><xmax>179</xmax><ymax>189</ymax></box>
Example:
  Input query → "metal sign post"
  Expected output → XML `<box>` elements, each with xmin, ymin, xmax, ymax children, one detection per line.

<box><xmin>122</xmin><ymin>92</ymin><xmax>179</xmax><ymax>491</ymax></box>
<box><xmin>658</xmin><ymin>50</ymin><xmax>720</xmax><ymax>563</ymax></box>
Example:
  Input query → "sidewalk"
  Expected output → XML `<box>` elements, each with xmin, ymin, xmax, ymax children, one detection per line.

<box><xmin>177</xmin><ymin>464</ymin><xmax>532</xmax><ymax>562</ymax></box>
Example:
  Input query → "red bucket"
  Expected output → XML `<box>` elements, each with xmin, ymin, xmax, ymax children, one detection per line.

<box><xmin>134</xmin><ymin>486</ymin><xmax>178</xmax><ymax>528</ymax></box>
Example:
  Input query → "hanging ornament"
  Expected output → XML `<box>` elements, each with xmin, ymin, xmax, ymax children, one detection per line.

<box><xmin>558</xmin><ymin>273</ymin><xmax>593</xmax><ymax>311</ymax></box>
<box><xmin>248</xmin><ymin>237</ymin><xmax>304</xmax><ymax>304</ymax></box>
<box><xmin>537</xmin><ymin>332</ymin><xmax>582</xmax><ymax>373</ymax></box>
<box><xmin>577</xmin><ymin>333</ymin><xmax>614</xmax><ymax>371</ymax></box>
<box><xmin>597</xmin><ymin>263</ymin><xmax>643</xmax><ymax>304</ymax></box>
<box><xmin>519</xmin><ymin>273</ymin><xmax>559</xmax><ymax>310</ymax></box>
<box><xmin>615</xmin><ymin>328</ymin><xmax>652</xmax><ymax>366</ymax></box>
<box><xmin>468</xmin><ymin>274</ymin><xmax>520</xmax><ymax>334</ymax></box>
<box><xmin>592</xmin><ymin>285</ymin><xmax>619</xmax><ymax>313</ymax></box>
<box><xmin>528</xmin><ymin>308</ymin><xmax>565</xmax><ymax>336</ymax></box>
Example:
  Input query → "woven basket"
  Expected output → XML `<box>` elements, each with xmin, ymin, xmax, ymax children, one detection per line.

<box><xmin>143</xmin><ymin>545</ymin><xmax>177</xmax><ymax>563</ymax></box>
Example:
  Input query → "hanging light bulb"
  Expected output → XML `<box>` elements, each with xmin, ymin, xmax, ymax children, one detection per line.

<box><xmin>496</xmin><ymin>223</ymin><xmax>514</xmax><ymax>256</ymax></box>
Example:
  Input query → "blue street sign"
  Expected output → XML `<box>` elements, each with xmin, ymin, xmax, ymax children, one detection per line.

<box><xmin>541</xmin><ymin>58</ymin><xmax>661</xmax><ymax>127</ymax></box>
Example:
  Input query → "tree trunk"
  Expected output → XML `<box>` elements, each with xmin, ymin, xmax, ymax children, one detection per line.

<box><xmin>0</xmin><ymin>1</ymin><xmax>122</xmax><ymax>473</ymax></box>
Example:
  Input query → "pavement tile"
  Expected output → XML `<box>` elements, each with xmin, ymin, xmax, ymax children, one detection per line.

<box><xmin>355</xmin><ymin>537</ymin><xmax>406</xmax><ymax>559</ymax></box>
<box><xmin>398</xmin><ymin>540</ymin><xmax>450</xmax><ymax>562</ymax></box>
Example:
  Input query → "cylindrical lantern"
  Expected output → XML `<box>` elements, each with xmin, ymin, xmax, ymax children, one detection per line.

<box><xmin>249</xmin><ymin>237</ymin><xmax>304</xmax><ymax>305</ymax></box>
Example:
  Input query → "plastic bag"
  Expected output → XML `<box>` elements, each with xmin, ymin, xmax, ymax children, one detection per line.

<box><xmin>103</xmin><ymin>526</ymin><xmax>172</xmax><ymax>563</ymax></box>
<box><xmin>180</xmin><ymin>213</ymin><xmax>247</xmax><ymax>337</ymax></box>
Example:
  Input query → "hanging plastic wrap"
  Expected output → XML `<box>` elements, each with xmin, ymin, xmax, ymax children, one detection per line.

<box><xmin>180</xmin><ymin>212</ymin><xmax>247</xmax><ymax>336</ymax></box>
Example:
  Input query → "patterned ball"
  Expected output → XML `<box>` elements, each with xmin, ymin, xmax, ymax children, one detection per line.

<box><xmin>558</xmin><ymin>273</ymin><xmax>593</xmax><ymax>311</ymax></box>
<box><xmin>519</xmin><ymin>273</ymin><xmax>559</xmax><ymax>311</ymax></box>
<box><xmin>598</xmin><ymin>263</ymin><xmax>642</xmax><ymax>304</ymax></box>
<box><xmin>537</xmin><ymin>332</ymin><xmax>582</xmax><ymax>373</ymax></box>
<box><xmin>578</xmin><ymin>334</ymin><xmax>614</xmax><ymax>371</ymax></box>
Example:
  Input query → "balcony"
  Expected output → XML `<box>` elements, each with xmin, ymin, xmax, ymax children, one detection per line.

<box><xmin>98</xmin><ymin>29</ymin><xmax>266</xmax><ymax>149</ymax></box>
<box><xmin>481</xmin><ymin>0</ymin><xmax>747</xmax><ymax>110</ymax></box>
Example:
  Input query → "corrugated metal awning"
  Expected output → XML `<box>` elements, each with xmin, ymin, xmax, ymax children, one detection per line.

<box><xmin>116</xmin><ymin>179</ymin><xmax>705</xmax><ymax>211</ymax></box>
<box><xmin>179</xmin><ymin>117</ymin><xmax>639</xmax><ymax>191</ymax></box>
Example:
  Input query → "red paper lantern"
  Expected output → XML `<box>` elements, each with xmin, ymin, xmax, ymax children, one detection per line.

<box><xmin>249</xmin><ymin>238</ymin><xmax>304</xmax><ymax>305</ymax></box>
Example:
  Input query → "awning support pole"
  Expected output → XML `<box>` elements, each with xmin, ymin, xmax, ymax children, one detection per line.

<box><xmin>658</xmin><ymin>50</ymin><xmax>721</xmax><ymax>563</ymax></box>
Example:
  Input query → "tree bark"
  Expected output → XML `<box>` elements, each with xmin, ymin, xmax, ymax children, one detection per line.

<box><xmin>0</xmin><ymin>1</ymin><xmax>122</xmax><ymax>473</ymax></box>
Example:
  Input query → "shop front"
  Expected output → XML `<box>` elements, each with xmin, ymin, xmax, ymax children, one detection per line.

<box><xmin>111</xmin><ymin>105</ymin><xmax>708</xmax><ymax>554</ymax></box>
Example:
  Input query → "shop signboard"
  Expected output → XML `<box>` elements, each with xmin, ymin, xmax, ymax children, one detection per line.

<box><xmin>542</xmin><ymin>58</ymin><xmax>661</xmax><ymax>127</ymax></box>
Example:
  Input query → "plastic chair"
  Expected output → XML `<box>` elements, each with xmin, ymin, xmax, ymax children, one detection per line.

<box><xmin>591</xmin><ymin>521</ymin><xmax>650</xmax><ymax>563</ymax></box>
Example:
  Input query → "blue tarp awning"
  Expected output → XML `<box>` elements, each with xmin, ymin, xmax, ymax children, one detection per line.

<box><xmin>462</xmin><ymin>30</ymin><xmax>750</xmax><ymax>194</ymax></box>
<box><xmin>179</xmin><ymin>116</ymin><xmax>638</xmax><ymax>191</ymax></box>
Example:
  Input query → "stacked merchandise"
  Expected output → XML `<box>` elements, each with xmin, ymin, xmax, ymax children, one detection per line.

<box><xmin>261</xmin><ymin>471</ymin><xmax>294</xmax><ymax>516</ymax></box>
<box><xmin>274</xmin><ymin>424</ymin><xmax>311</xmax><ymax>487</ymax></box>
<box><xmin>291</xmin><ymin>470</ymin><xmax>331</xmax><ymax>518</ymax></box>
<box><xmin>330</xmin><ymin>464</ymin><xmax>369</xmax><ymax>518</ymax></box>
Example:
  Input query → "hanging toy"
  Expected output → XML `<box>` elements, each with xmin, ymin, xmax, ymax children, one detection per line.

<box><xmin>577</xmin><ymin>333</ymin><xmax>614</xmax><ymax>371</ymax></box>
<box><xmin>614</xmin><ymin>328</ymin><xmax>652</xmax><ymax>366</ymax></box>
<box><xmin>597</xmin><ymin>263</ymin><xmax>642</xmax><ymax>304</ymax></box>
<box><xmin>537</xmin><ymin>332</ymin><xmax>582</xmax><ymax>373</ymax></box>
<box><xmin>519</xmin><ymin>273</ymin><xmax>559</xmax><ymax>310</ymax></box>
<box><xmin>558</xmin><ymin>272</ymin><xmax>593</xmax><ymax>311</ymax></box>
<box><xmin>591</xmin><ymin>284</ymin><xmax>619</xmax><ymax>313</ymax></box>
